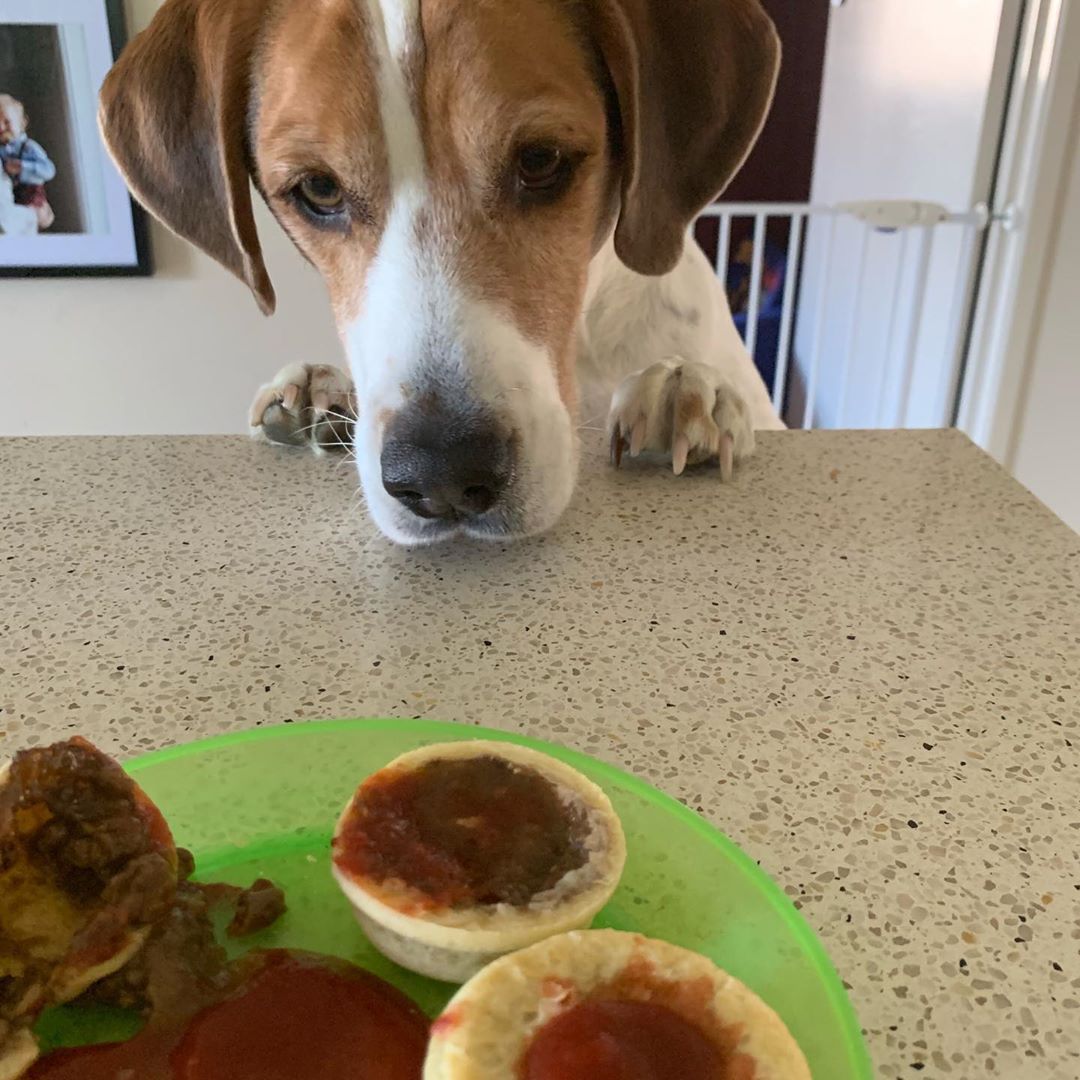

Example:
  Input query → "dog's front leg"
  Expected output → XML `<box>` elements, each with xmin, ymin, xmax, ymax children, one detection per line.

<box><xmin>249</xmin><ymin>363</ymin><xmax>356</xmax><ymax>455</ymax></box>
<box><xmin>606</xmin><ymin>359</ymin><xmax>756</xmax><ymax>480</ymax></box>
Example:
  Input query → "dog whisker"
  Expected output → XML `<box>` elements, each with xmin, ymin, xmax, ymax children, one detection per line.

<box><xmin>286</xmin><ymin>420</ymin><xmax>330</xmax><ymax>439</ymax></box>
<box><xmin>575</xmin><ymin>409</ymin><xmax>607</xmax><ymax>432</ymax></box>
<box><xmin>319</xmin><ymin>444</ymin><xmax>357</xmax><ymax>459</ymax></box>
<box><xmin>263</xmin><ymin>402</ymin><xmax>357</xmax><ymax>431</ymax></box>
<box><xmin>310</xmin><ymin>428</ymin><xmax>355</xmax><ymax>445</ymax></box>
<box><xmin>285</xmin><ymin>415</ymin><xmax>358</xmax><ymax>441</ymax></box>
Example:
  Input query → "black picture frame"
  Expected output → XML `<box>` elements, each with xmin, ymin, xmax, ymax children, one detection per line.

<box><xmin>0</xmin><ymin>0</ymin><xmax>152</xmax><ymax>278</ymax></box>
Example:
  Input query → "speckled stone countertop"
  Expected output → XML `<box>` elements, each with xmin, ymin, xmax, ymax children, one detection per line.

<box><xmin>1</xmin><ymin>430</ymin><xmax>1078</xmax><ymax>1076</ymax></box>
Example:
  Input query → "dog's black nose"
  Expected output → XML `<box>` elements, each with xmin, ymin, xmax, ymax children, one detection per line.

<box><xmin>381</xmin><ymin>412</ymin><xmax>513</xmax><ymax>522</ymax></box>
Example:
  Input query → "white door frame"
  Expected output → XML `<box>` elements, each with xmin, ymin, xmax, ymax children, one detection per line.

<box><xmin>957</xmin><ymin>0</ymin><xmax>1080</xmax><ymax>464</ymax></box>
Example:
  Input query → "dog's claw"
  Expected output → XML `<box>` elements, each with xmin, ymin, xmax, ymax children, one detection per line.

<box><xmin>281</xmin><ymin>383</ymin><xmax>302</xmax><ymax>412</ymax></box>
<box><xmin>672</xmin><ymin>434</ymin><xmax>690</xmax><ymax>476</ymax></box>
<box><xmin>251</xmin><ymin>363</ymin><xmax>356</xmax><ymax>453</ymax></box>
<box><xmin>607</xmin><ymin>360</ymin><xmax>754</xmax><ymax>478</ymax></box>
<box><xmin>610</xmin><ymin>424</ymin><xmax>624</xmax><ymax>468</ymax></box>
<box><xmin>719</xmin><ymin>432</ymin><xmax>735</xmax><ymax>482</ymax></box>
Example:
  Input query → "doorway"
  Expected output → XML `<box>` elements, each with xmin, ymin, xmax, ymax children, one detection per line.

<box><xmin>695</xmin><ymin>0</ymin><xmax>1027</xmax><ymax>432</ymax></box>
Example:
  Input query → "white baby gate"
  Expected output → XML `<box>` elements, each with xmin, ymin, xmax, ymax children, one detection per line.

<box><xmin>696</xmin><ymin>199</ymin><xmax>1010</xmax><ymax>430</ymax></box>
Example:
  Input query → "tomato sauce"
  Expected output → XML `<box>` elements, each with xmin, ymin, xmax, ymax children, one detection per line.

<box><xmin>520</xmin><ymin>1000</ymin><xmax>736</xmax><ymax>1080</ymax></box>
<box><xmin>27</xmin><ymin>951</ymin><xmax>429</xmax><ymax>1080</ymax></box>
<box><xmin>333</xmin><ymin>756</ymin><xmax>588</xmax><ymax>908</ymax></box>
<box><xmin>26</xmin><ymin>1032</ymin><xmax>175</xmax><ymax>1080</ymax></box>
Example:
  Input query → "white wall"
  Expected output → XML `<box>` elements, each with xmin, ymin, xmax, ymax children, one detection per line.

<box><xmin>0</xmin><ymin>0</ymin><xmax>341</xmax><ymax>437</ymax></box>
<box><xmin>1007</xmin><ymin>87</ymin><xmax>1080</xmax><ymax>534</ymax></box>
<box><xmin>791</xmin><ymin>0</ymin><xmax>1010</xmax><ymax>429</ymax></box>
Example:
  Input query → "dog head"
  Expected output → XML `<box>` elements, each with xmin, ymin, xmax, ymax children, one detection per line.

<box><xmin>100</xmin><ymin>0</ymin><xmax>777</xmax><ymax>543</ymax></box>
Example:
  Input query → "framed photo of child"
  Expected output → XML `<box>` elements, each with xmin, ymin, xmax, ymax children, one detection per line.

<box><xmin>0</xmin><ymin>0</ymin><xmax>150</xmax><ymax>276</ymax></box>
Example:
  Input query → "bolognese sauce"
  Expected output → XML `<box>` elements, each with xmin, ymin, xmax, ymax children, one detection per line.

<box><xmin>333</xmin><ymin>755</ymin><xmax>589</xmax><ymax>909</ymax></box>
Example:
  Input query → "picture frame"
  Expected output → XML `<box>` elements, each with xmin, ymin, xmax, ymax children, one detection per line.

<box><xmin>0</xmin><ymin>0</ymin><xmax>151</xmax><ymax>277</ymax></box>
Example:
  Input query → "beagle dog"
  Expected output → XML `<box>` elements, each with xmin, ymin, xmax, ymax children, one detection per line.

<box><xmin>100</xmin><ymin>0</ymin><xmax>783</xmax><ymax>545</ymax></box>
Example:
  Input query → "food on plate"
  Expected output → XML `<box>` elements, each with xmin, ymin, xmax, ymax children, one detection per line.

<box><xmin>1</xmin><ymin>738</ymin><xmax>289</xmax><ymax>1080</ymax></box>
<box><xmin>6</xmin><ymin>730</ymin><xmax>820</xmax><ymax>1079</ymax></box>
<box><xmin>82</xmin><ymin>852</ymin><xmax>286</xmax><ymax>1017</ymax></box>
<box><xmin>171</xmin><ymin>951</ymin><xmax>428</xmax><ymax>1080</ymax></box>
<box><xmin>423</xmin><ymin>929</ymin><xmax>811</xmax><ymax>1080</ymax></box>
<box><xmin>0</xmin><ymin>738</ymin><xmax>179</xmax><ymax>1078</ymax></box>
<box><xmin>27</xmin><ymin>950</ymin><xmax>428</xmax><ymax>1080</ymax></box>
<box><xmin>332</xmin><ymin>741</ymin><xmax>626</xmax><ymax>981</ymax></box>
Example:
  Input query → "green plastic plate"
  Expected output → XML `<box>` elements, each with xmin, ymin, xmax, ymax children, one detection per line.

<box><xmin>42</xmin><ymin>719</ymin><xmax>873</xmax><ymax>1077</ymax></box>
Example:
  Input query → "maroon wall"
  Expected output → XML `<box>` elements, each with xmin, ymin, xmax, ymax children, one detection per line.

<box><xmin>696</xmin><ymin>1</ymin><xmax>831</xmax><ymax>260</ymax></box>
<box><xmin>723</xmin><ymin>0</ymin><xmax>831</xmax><ymax>204</ymax></box>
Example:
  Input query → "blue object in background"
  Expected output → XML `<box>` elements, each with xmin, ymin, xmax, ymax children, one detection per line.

<box><xmin>728</xmin><ymin>243</ymin><xmax>788</xmax><ymax>397</ymax></box>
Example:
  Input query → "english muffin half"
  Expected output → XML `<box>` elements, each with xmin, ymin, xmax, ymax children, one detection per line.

<box><xmin>424</xmin><ymin>929</ymin><xmax>811</xmax><ymax>1079</ymax></box>
<box><xmin>331</xmin><ymin>741</ymin><xmax>626</xmax><ymax>981</ymax></box>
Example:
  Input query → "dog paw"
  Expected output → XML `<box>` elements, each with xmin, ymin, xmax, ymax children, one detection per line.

<box><xmin>249</xmin><ymin>363</ymin><xmax>356</xmax><ymax>454</ymax></box>
<box><xmin>607</xmin><ymin>359</ymin><xmax>755</xmax><ymax>480</ymax></box>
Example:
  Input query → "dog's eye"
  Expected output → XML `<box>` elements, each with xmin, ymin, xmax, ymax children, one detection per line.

<box><xmin>517</xmin><ymin>144</ymin><xmax>565</xmax><ymax>191</ymax></box>
<box><xmin>296</xmin><ymin>174</ymin><xmax>346</xmax><ymax>216</ymax></box>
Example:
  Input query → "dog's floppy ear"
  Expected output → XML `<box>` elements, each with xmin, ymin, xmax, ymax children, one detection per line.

<box><xmin>592</xmin><ymin>0</ymin><xmax>780</xmax><ymax>276</ymax></box>
<box><xmin>99</xmin><ymin>0</ymin><xmax>276</xmax><ymax>314</ymax></box>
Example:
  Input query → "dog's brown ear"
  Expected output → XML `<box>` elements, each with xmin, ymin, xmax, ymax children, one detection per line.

<box><xmin>592</xmin><ymin>0</ymin><xmax>780</xmax><ymax>276</ymax></box>
<box><xmin>99</xmin><ymin>0</ymin><xmax>276</xmax><ymax>314</ymax></box>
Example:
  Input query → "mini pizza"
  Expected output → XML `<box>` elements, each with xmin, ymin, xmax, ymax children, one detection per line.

<box><xmin>423</xmin><ymin>930</ymin><xmax>811</xmax><ymax>1080</ymax></box>
<box><xmin>0</xmin><ymin>738</ymin><xmax>179</xmax><ymax>1079</ymax></box>
<box><xmin>331</xmin><ymin>741</ymin><xmax>626</xmax><ymax>981</ymax></box>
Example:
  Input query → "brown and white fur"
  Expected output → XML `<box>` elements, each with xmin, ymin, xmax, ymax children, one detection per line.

<box><xmin>100</xmin><ymin>0</ymin><xmax>783</xmax><ymax>545</ymax></box>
